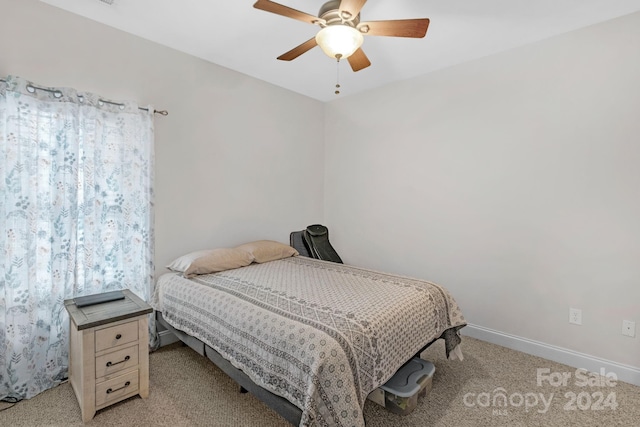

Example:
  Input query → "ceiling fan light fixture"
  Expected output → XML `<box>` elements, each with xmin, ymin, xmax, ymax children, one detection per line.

<box><xmin>315</xmin><ymin>25</ymin><xmax>363</xmax><ymax>59</ymax></box>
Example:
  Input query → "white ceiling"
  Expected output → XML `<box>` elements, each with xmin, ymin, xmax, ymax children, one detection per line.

<box><xmin>41</xmin><ymin>0</ymin><xmax>640</xmax><ymax>102</ymax></box>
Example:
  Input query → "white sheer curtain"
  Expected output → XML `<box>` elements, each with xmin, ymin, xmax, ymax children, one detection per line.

<box><xmin>0</xmin><ymin>76</ymin><xmax>156</xmax><ymax>401</ymax></box>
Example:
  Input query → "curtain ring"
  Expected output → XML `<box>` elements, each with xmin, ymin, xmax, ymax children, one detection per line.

<box><xmin>54</xmin><ymin>91</ymin><xmax>63</xmax><ymax>98</ymax></box>
<box><xmin>26</xmin><ymin>85</ymin><xmax>36</xmax><ymax>93</ymax></box>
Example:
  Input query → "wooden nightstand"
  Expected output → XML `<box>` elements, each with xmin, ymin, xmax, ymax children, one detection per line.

<box><xmin>64</xmin><ymin>289</ymin><xmax>153</xmax><ymax>422</ymax></box>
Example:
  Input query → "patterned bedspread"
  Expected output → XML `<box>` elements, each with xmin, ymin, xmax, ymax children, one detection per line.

<box><xmin>151</xmin><ymin>256</ymin><xmax>466</xmax><ymax>427</ymax></box>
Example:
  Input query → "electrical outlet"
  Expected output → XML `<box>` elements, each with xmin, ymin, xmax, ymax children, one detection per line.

<box><xmin>622</xmin><ymin>320</ymin><xmax>636</xmax><ymax>337</ymax></box>
<box><xmin>569</xmin><ymin>308</ymin><xmax>582</xmax><ymax>325</ymax></box>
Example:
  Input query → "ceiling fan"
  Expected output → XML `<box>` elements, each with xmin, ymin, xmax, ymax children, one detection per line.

<box><xmin>253</xmin><ymin>0</ymin><xmax>430</xmax><ymax>72</ymax></box>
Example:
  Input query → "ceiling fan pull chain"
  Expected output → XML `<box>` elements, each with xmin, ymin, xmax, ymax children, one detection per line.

<box><xmin>335</xmin><ymin>54</ymin><xmax>341</xmax><ymax>95</ymax></box>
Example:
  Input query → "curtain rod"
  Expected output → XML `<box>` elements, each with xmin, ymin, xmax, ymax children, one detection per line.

<box><xmin>0</xmin><ymin>78</ymin><xmax>168</xmax><ymax>116</ymax></box>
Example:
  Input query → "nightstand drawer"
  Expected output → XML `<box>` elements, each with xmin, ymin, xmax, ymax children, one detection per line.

<box><xmin>95</xmin><ymin>344</ymin><xmax>139</xmax><ymax>379</ymax></box>
<box><xmin>95</xmin><ymin>320</ymin><xmax>139</xmax><ymax>352</ymax></box>
<box><xmin>95</xmin><ymin>370</ymin><xmax>139</xmax><ymax>407</ymax></box>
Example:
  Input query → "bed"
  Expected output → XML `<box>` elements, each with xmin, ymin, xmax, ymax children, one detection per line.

<box><xmin>151</xmin><ymin>255</ymin><xmax>466</xmax><ymax>427</ymax></box>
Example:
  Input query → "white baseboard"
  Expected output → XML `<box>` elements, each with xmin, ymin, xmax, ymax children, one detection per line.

<box><xmin>462</xmin><ymin>323</ymin><xmax>640</xmax><ymax>387</ymax></box>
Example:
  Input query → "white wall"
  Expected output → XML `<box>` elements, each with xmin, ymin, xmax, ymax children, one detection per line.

<box><xmin>0</xmin><ymin>0</ymin><xmax>325</xmax><ymax>273</ymax></box>
<box><xmin>325</xmin><ymin>12</ymin><xmax>640</xmax><ymax>368</ymax></box>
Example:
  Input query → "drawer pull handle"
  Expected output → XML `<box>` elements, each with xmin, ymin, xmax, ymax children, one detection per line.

<box><xmin>106</xmin><ymin>381</ymin><xmax>130</xmax><ymax>394</ymax></box>
<box><xmin>106</xmin><ymin>355</ymin><xmax>130</xmax><ymax>367</ymax></box>
<box><xmin>115</xmin><ymin>334</ymin><xmax>122</xmax><ymax>340</ymax></box>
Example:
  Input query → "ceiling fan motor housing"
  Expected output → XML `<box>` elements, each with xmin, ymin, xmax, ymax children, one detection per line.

<box><xmin>318</xmin><ymin>0</ymin><xmax>360</xmax><ymax>27</ymax></box>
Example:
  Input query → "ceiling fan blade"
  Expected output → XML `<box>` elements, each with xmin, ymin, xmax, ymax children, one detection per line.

<box><xmin>347</xmin><ymin>48</ymin><xmax>371</xmax><ymax>72</ymax></box>
<box><xmin>360</xmin><ymin>18</ymin><xmax>430</xmax><ymax>38</ymax></box>
<box><xmin>277</xmin><ymin>38</ymin><xmax>318</xmax><ymax>61</ymax></box>
<box><xmin>339</xmin><ymin>0</ymin><xmax>367</xmax><ymax>19</ymax></box>
<box><xmin>253</xmin><ymin>0</ymin><xmax>320</xmax><ymax>25</ymax></box>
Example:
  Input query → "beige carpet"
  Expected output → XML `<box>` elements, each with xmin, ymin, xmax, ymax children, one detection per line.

<box><xmin>1</xmin><ymin>337</ymin><xmax>638</xmax><ymax>426</ymax></box>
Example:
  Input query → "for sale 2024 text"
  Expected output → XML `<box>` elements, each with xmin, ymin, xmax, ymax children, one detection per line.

<box><xmin>537</xmin><ymin>367</ymin><xmax>618</xmax><ymax>412</ymax></box>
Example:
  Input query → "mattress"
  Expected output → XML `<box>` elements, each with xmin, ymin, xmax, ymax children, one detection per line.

<box><xmin>151</xmin><ymin>256</ymin><xmax>466</xmax><ymax>427</ymax></box>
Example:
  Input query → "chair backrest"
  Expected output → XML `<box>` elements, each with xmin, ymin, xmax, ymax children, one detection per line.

<box><xmin>290</xmin><ymin>224</ymin><xmax>343</xmax><ymax>264</ymax></box>
<box><xmin>289</xmin><ymin>230</ymin><xmax>311</xmax><ymax>258</ymax></box>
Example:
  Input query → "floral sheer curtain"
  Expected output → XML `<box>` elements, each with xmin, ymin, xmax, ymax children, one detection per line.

<box><xmin>0</xmin><ymin>76</ymin><xmax>156</xmax><ymax>401</ymax></box>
